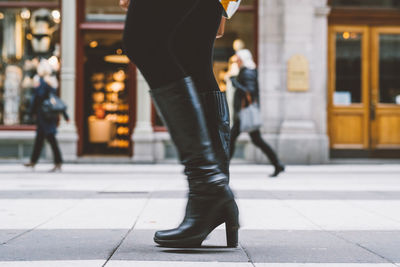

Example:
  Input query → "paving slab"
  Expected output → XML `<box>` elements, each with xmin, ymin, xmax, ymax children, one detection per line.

<box><xmin>334</xmin><ymin>231</ymin><xmax>400</xmax><ymax>263</ymax></box>
<box><xmin>0</xmin><ymin>230</ymin><xmax>127</xmax><ymax>261</ymax></box>
<box><xmin>240</xmin><ymin>230</ymin><xmax>387</xmax><ymax>263</ymax></box>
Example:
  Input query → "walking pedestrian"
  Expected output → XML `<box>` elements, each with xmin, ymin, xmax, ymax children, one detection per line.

<box><xmin>120</xmin><ymin>0</ymin><xmax>240</xmax><ymax>247</ymax></box>
<box><xmin>24</xmin><ymin>59</ymin><xmax>69</xmax><ymax>172</ymax></box>
<box><xmin>229</xmin><ymin>49</ymin><xmax>285</xmax><ymax>177</ymax></box>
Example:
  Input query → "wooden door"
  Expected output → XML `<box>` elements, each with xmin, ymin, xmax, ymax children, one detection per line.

<box><xmin>328</xmin><ymin>26</ymin><xmax>370</xmax><ymax>149</ymax></box>
<box><xmin>329</xmin><ymin>25</ymin><xmax>400</xmax><ymax>151</ymax></box>
<box><xmin>371</xmin><ymin>27</ymin><xmax>400</xmax><ymax>149</ymax></box>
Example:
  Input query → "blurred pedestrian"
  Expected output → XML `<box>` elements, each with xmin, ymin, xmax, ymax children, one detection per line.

<box><xmin>24</xmin><ymin>59</ymin><xmax>69</xmax><ymax>172</ymax></box>
<box><xmin>230</xmin><ymin>49</ymin><xmax>285</xmax><ymax>177</ymax></box>
<box><xmin>120</xmin><ymin>0</ymin><xmax>240</xmax><ymax>247</ymax></box>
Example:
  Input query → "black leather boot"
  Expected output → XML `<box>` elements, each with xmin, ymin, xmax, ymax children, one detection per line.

<box><xmin>150</xmin><ymin>77</ymin><xmax>239</xmax><ymax>248</ymax></box>
<box><xmin>199</xmin><ymin>91</ymin><xmax>230</xmax><ymax>178</ymax></box>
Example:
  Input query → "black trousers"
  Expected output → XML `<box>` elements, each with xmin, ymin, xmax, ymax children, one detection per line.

<box><xmin>31</xmin><ymin>131</ymin><xmax>62</xmax><ymax>164</ymax></box>
<box><xmin>230</xmin><ymin>120</ymin><xmax>280</xmax><ymax>167</ymax></box>
<box><xmin>122</xmin><ymin>0</ymin><xmax>223</xmax><ymax>92</ymax></box>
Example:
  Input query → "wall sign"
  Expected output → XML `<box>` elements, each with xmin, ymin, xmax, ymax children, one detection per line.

<box><xmin>287</xmin><ymin>54</ymin><xmax>310</xmax><ymax>92</ymax></box>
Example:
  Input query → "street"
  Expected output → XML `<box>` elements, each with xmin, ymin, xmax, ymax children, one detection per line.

<box><xmin>0</xmin><ymin>164</ymin><xmax>399</xmax><ymax>267</ymax></box>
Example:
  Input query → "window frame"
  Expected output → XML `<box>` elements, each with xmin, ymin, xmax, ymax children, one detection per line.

<box><xmin>0</xmin><ymin>0</ymin><xmax>62</xmax><ymax>130</ymax></box>
<box><xmin>76</xmin><ymin>0</ymin><xmax>137</xmax><ymax>156</ymax></box>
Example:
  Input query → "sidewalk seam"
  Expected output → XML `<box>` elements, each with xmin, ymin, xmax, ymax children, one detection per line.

<box><xmin>102</xmin><ymin>196</ymin><xmax>151</xmax><ymax>267</ymax></box>
<box><xmin>239</xmin><ymin>242</ymin><xmax>256</xmax><ymax>267</ymax></box>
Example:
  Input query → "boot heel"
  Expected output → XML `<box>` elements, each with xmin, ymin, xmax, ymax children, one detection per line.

<box><xmin>224</xmin><ymin>201</ymin><xmax>239</xmax><ymax>248</ymax></box>
<box><xmin>226</xmin><ymin>224</ymin><xmax>238</xmax><ymax>247</ymax></box>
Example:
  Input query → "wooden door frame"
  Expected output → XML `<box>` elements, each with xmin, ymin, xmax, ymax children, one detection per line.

<box><xmin>328</xmin><ymin>25</ymin><xmax>370</xmax><ymax>149</ymax></box>
<box><xmin>75</xmin><ymin>0</ymin><xmax>136</xmax><ymax>156</ymax></box>
<box><xmin>370</xmin><ymin>26</ymin><xmax>400</xmax><ymax>149</ymax></box>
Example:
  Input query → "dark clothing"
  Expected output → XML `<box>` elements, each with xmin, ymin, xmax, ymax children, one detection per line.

<box><xmin>28</xmin><ymin>77</ymin><xmax>68</xmax><ymax>164</ymax></box>
<box><xmin>230</xmin><ymin>68</ymin><xmax>281</xmax><ymax>167</ymax></box>
<box><xmin>231</xmin><ymin>68</ymin><xmax>259</xmax><ymax>120</ymax></box>
<box><xmin>30</xmin><ymin>131</ymin><xmax>62</xmax><ymax>164</ymax></box>
<box><xmin>229</xmin><ymin>120</ymin><xmax>279</xmax><ymax>166</ymax></box>
<box><xmin>122</xmin><ymin>0</ymin><xmax>223</xmax><ymax>92</ymax></box>
<box><xmin>29</xmin><ymin>78</ymin><xmax>69</xmax><ymax>135</ymax></box>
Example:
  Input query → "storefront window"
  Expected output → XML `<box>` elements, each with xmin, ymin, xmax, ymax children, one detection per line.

<box><xmin>0</xmin><ymin>6</ymin><xmax>61</xmax><ymax>125</ymax></box>
<box><xmin>331</xmin><ymin>0</ymin><xmax>400</xmax><ymax>8</ymax></box>
<box><xmin>335</xmin><ymin>32</ymin><xmax>362</xmax><ymax>105</ymax></box>
<box><xmin>379</xmin><ymin>34</ymin><xmax>400</xmax><ymax>104</ymax></box>
<box><xmin>84</xmin><ymin>32</ymin><xmax>132</xmax><ymax>154</ymax></box>
<box><xmin>85</xmin><ymin>0</ymin><xmax>126</xmax><ymax>22</ymax></box>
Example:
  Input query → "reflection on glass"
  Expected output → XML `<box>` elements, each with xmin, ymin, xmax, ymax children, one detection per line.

<box><xmin>335</xmin><ymin>32</ymin><xmax>362</xmax><ymax>105</ymax></box>
<box><xmin>0</xmin><ymin>7</ymin><xmax>61</xmax><ymax>125</ymax></box>
<box><xmin>379</xmin><ymin>34</ymin><xmax>400</xmax><ymax>104</ymax></box>
<box><xmin>84</xmin><ymin>32</ymin><xmax>131</xmax><ymax>154</ymax></box>
<box><xmin>331</xmin><ymin>0</ymin><xmax>400</xmax><ymax>8</ymax></box>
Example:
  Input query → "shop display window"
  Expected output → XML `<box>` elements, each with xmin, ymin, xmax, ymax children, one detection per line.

<box><xmin>84</xmin><ymin>32</ymin><xmax>132</xmax><ymax>155</ymax></box>
<box><xmin>85</xmin><ymin>0</ymin><xmax>126</xmax><ymax>22</ymax></box>
<box><xmin>0</xmin><ymin>6</ymin><xmax>61</xmax><ymax>126</ymax></box>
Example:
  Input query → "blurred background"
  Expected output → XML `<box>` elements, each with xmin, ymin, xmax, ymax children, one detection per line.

<box><xmin>0</xmin><ymin>0</ymin><xmax>399</xmax><ymax>164</ymax></box>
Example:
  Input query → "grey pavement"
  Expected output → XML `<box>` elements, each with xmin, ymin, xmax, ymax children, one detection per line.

<box><xmin>0</xmin><ymin>164</ymin><xmax>399</xmax><ymax>267</ymax></box>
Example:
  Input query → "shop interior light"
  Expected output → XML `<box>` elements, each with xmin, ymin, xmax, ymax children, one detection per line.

<box><xmin>90</xmin><ymin>41</ymin><xmax>98</xmax><ymax>48</ymax></box>
<box><xmin>343</xmin><ymin>32</ymin><xmax>350</xmax><ymax>40</ymax></box>
<box><xmin>26</xmin><ymin>33</ymin><xmax>33</xmax><ymax>40</ymax></box>
<box><xmin>20</xmin><ymin>9</ymin><xmax>31</xmax><ymax>20</ymax></box>
<box><xmin>116</xmin><ymin>49</ymin><xmax>123</xmax><ymax>55</ymax></box>
<box><xmin>104</xmin><ymin>54</ymin><xmax>130</xmax><ymax>64</ymax></box>
<box><xmin>52</xmin><ymin>10</ymin><xmax>61</xmax><ymax>23</ymax></box>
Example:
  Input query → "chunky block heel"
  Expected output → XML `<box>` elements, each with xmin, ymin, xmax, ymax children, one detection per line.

<box><xmin>224</xmin><ymin>200</ymin><xmax>239</xmax><ymax>247</ymax></box>
<box><xmin>226</xmin><ymin>225</ymin><xmax>239</xmax><ymax>247</ymax></box>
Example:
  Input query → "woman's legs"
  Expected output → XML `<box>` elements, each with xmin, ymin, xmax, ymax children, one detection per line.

<box><xmin>170</xmin><ymin>0</ymin><xmax>223</xmax><ymax>93</ymax></box>
<box><xmin>123</xmin><ymin>0</ymin><xmax>238</xmax><ymax>248</ymax></box>
<box><xmin>45</xmin><ymin>134</ymin><xmax>63</xmax><ymax>165</ymax></box>
<box><xmin>30</xmin><ymin>131</ymin><xmax>45</xmax><ymax>164</ymax></box>
<box><xmin>123</xmin><ymin>0</ymin><xmax>201</xmax><ymax>89</ymax></box>
<box><xmin>249</xmin><ymin>130</ymin><xmax>285</xmax><ymax>177</ymax></box>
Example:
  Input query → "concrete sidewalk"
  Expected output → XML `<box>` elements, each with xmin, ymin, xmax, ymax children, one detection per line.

<box><xmin>0</xmin><ymin>164</ymin><xmax>400</xmax><ymax>267</ymax></box>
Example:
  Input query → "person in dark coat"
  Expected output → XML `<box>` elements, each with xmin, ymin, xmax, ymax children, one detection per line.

<box><xmin>24</xmin><ymin>72</ymin><xmax>69</xmax><ymax>172</ymax></box>
<box><xmin>230</xmin><ymin>49</ymin><xmax>285</xmax><ymax>177</ymax></box>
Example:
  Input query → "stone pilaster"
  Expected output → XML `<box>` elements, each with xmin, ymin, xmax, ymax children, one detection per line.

<box><xmin>57</xmin><ymin>0</ymin><xmax>78</xmax><ymax>161</ymax></box>
<box><xmin>276</xmin><ymin>0</ymin><xmax>330</xmax><ymax>164</ymax></box>
<box><xmin>131</xmin><ymin>71</ymin><xmax>156</xmax><ymax>162</ymax></box>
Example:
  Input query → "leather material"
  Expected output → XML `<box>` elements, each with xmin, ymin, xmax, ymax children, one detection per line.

<box><xmin>199</xmin><ymin>91</ymin><xmax>230</xmax><ymax>178</ymax></box>
<box><xmin>150</xmin><ymin>77</ymin><xmax>227</xmax><ymax>191</ymax></box>
<box><xmin>150</xmin><ymin>77</ymin><xmax>238</xmax><ymax>247</ymax></box>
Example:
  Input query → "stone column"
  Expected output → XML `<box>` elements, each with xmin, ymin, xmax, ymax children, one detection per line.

<box><xmin>131</xmin><ymin>71</ymin><xmax>155</xmax><ymax>162</ymax></box>
<box><xmin>253</xmin><ymin>0</ymin><xmax>284</xmax><ymax>163</ymax></box>
<box><xmin>276</xmin><ymin>0</ymin><xmax>330</xmax><ymax>164</ymax></box>
<box><xmin>57</xmin><ymin>0</ymin><xmax>78</xmax><ymax>161</ymax></box>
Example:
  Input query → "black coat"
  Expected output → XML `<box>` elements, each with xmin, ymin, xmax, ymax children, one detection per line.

<box><xmin>230</xmin><ymin>67</ymin><xmax>259</xmax><ymax>120</ymax></box>
<box><xmin>29</xmin><ymin>78</ymin><xmax>69</xmax><ymax>135</ymax></box>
